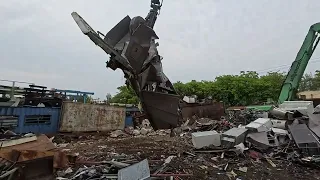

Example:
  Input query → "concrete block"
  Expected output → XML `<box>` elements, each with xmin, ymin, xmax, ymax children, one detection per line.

<box><xmin>245</xmin><ymin>118</ymin><xmax>272</xmax><ymax>132</ymax></box>
<box><xmin>191</xmin><ymin>131</ymin><xmax>221</xmax><ymax>149</ymax></box>
<box><xmin>221</xmin><ymin>128</ymin><xmax>248</xmax><ymax>148</ymax></box>
<box><xmin>183</xmin><ymin>96</ymin><xmax>196</xmax><ymax>103</ymax></box>
<box><xmin>279</xmin><ymin>101</ymin><xmax>314</xmax><ymax>116</ymax></box>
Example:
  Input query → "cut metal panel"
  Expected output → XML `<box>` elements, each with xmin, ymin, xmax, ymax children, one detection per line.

<box><xmin>141</xmin><ymin>91</ymin><xmax>181</xmax><ymax>129</ymax></box>
<box><xmin>289</xmin><ymin>123</ymin><xmax>320</xmax><ymax>155</ymax></box>
<box><xmin>104</xmin><ymin>15</ymin><xmax>131</xmax><ymax>47</ymax></box>
<box><xmin>132</xmin><ymin>24</ymin><xmax>158</xmax><ymax>42</ymax></box>
<box><xmin>118</xmin><ymin>159</ymin><xmax>150</xmax><ymax>180</ymax></box>
<box><xmin>124</xmin><ymin>40</ymin><xmax>149</xmax><ymax>73</ymax></box>
<box><xmin>59</xmin><ymin>102</ymin><xmax>126</xmax><ymax>132</ymax></box>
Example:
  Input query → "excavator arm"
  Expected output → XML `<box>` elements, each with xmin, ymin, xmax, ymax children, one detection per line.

<box><xmin>278</xmin><ymin>23</ymin><xmax>320</xmax><ymax>104</ymax></box>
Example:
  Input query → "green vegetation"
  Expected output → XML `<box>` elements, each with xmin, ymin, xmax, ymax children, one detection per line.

<box><xmin>109</xmin><ymin>71</ymin><xmax>320</xmax><ymax>106</ymax></box>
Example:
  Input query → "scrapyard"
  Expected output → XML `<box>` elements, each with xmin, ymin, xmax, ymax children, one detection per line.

<box><xmin>2</xmin><ymin>103</ymin><xmax>320</xmax><ymax>180</ymax></box>
<box><xmin>1</xmin><ymin>0</ymin><xmax>320</xmax><ymax>180</ymax></box>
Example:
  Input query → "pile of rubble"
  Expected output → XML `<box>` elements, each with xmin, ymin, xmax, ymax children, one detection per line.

<box><xmin>188</xmin><ymin>101</ymin><xmax>320</xmax><ymax>170</ymax></box>
<box><xmin>110</xmin><ymin>119</ymin><xmax>170</xmax><ymax>138</ymax></box>
<box><xmin>1</xmin><ymin>101</ymin><xmax>320</xmax><ymax>179</ymax></box>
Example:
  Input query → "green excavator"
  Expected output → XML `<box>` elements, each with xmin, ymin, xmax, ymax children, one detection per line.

<box><xmin>247</xmin><ymin>22</ymin><xmax>320</xmax><ymax>111</ymax></box>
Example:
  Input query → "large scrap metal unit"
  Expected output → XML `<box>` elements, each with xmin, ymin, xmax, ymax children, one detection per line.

<box><xmin>71</xmin><ymin>0</ymin><xmax>182</xmax><ymax>129</ymax></box>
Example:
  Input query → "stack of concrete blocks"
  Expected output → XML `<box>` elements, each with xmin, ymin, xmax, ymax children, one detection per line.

<box><xmin>221</xmin><ymin>128</ymin><xmax>248</xmax><ymax>148</ymax></box>
<box><xmin>191</xmin><ymin>131</ymin><xmax>221</xmax><ymax>149</ymax></box>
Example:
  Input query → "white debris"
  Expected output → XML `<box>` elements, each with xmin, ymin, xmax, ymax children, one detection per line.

<box><xmin>110</xmin><ymin>130</ymin><xmax>126</xmax><ymax>138</ymax></box>
<box><xmin>245</xmin><ymin>118</ymin><xmax>272</xmax><ymax>132</ymax></box>
<box><xmin>191</xmin><ymin>131</ymin><xmax>221</xmax><ymax>149</ymax></box>
<box><xmin>140</xmin><ymin>128</ymin><xmax>149</xmax><ymax>135</ymax></box>
<box><xmin>234</xmin><ymin>143</ymin><xmax>248</xmax><ymax>153</ymax></box>
<box><xmin>133</xmin><ymin>129</ymin><xmax>141</xmax><ymax>136</ymax></box>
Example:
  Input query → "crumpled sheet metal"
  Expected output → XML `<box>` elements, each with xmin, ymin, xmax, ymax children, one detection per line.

<box><xmin>71</xmin><ymin>11</ymin><xmax>181</xmax><ymax>130</ymax></box>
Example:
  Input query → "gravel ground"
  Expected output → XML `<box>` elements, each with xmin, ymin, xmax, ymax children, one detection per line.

<box><xmin>54</xmin><ymin>133</ymin><xmax>320</xmax><ymax>180</ymax></box>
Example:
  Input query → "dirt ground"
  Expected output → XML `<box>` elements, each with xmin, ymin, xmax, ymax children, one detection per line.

<box><xmin>54</xmin><ymin>133</ymin><xmax>320</xmax><ymax>180</ymax></box>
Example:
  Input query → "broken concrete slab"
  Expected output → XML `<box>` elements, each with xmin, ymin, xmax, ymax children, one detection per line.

<box><xmin>245</xmin><ymin>118</ymin><xmax>272</xmax><ymax>132</ymax></box>
<box><xmin>191</xmin><ymin>131</ymin><xmax>221</xmax><ymax>149</ymax></box>
<box><xmin>221</xmin><ymin>128</ymin><xmax>248</xmax><ymax>148</ymax></box>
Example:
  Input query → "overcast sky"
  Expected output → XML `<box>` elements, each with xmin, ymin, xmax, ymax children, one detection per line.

<box><xmin>1</xmin><ymin>0</ymin><xmax>320</xmax><ymax>98</ymax></box>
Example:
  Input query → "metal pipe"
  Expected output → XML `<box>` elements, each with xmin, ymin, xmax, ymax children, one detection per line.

<box><xmin>0</xmin><ymin>167</ymin><xmax>19</xmax><ymax>179</ymax></box>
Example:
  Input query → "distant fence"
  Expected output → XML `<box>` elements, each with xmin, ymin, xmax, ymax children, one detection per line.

<box><xmin>59</xmin><ymin>102</ymin><xmax>126</xmax><ymax>132</ymax></box>
<box><xmin>0</xmin><ymin>107</ymin><xmax>60</xmax><ymax>134</ymax></box>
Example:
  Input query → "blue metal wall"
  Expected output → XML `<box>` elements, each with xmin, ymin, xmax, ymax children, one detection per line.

<box><xmin>125</xmin><ymin>116</ymin><xmax>133</xmax><ymax>127</ymax></box>
<box><xmin>125</xmin><ymin>107</ymin><xmax>140</xmax><ymax>127</ymax></box>
<box><xmin>0</xmin><ymin>107</ymin><xmax>60</xmax><ymax>134</ymax></box>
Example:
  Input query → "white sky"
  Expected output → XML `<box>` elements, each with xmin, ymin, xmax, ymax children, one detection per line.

<box><xmin>1</xmin><ymin>0</ymin><xmax>320</xmax><ymax>98</ymax></box>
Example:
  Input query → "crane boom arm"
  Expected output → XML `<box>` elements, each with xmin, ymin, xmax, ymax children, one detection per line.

<box><xmin>278</xmin><ymin>23</ymin><xmax>320</xmax><ymax>104</ymax></box>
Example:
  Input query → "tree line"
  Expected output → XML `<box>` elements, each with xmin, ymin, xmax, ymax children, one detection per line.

<box><xmin>109</xmin><ymin>71</ymin><xmax>320</xmax><ymax>106</ymax></box>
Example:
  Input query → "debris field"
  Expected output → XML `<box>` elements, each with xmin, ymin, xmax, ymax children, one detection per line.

<box><xmin>2</xmin><ymin>101</ymin><xmax>320</xmax><ymax>179</ymax></box>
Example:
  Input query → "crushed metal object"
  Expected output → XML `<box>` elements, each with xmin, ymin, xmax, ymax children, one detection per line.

<box><xmin>71</xmin><ymin>0</ymin><xmax>182</xmax><ymax>130</ymax></box>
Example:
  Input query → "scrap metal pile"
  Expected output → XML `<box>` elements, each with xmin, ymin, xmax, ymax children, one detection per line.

<box><xmin>2</xmin><ymin>103</ymin><xmax>320</xmax><ymax>180</ymax></box>
<box><xmin>71</xmin><ymin>0</ymin><xmax>182</xmax><ymax>130</ymax></box>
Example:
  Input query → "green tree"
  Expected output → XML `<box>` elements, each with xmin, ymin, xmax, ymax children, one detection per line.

<box><xmin>313</xmin><ymin>70</ymin><xmax>320</xmax><ymax>90</ymax></box>
<box><xmin>110</xmin><ymin>85</ymin><xmax>139</xmax><ymax>104</ymax></box>
<box><xmin>259</xmin><ymin>72</ymin><xmax>286</xmax><ymax>102</ymax></box>
<box><xmin>109</xmin><ymin>71</ymin><xmax>317</xmax><ymax>106</ymax></box>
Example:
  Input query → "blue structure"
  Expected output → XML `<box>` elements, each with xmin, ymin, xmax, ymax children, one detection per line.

<box><xmin>0</xmin><ymin>107</ymin><xmax>60</xmax><ymax>134</ymax></box>
<box><xmin>124</xmin><ymin>107</ymin><xmax>141</xmax><ymax>127</ymax></box>
<box><xmin>125</xmin><ymin>116</ymin><xmax>134</xmax><ymax>127</ymax></box>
